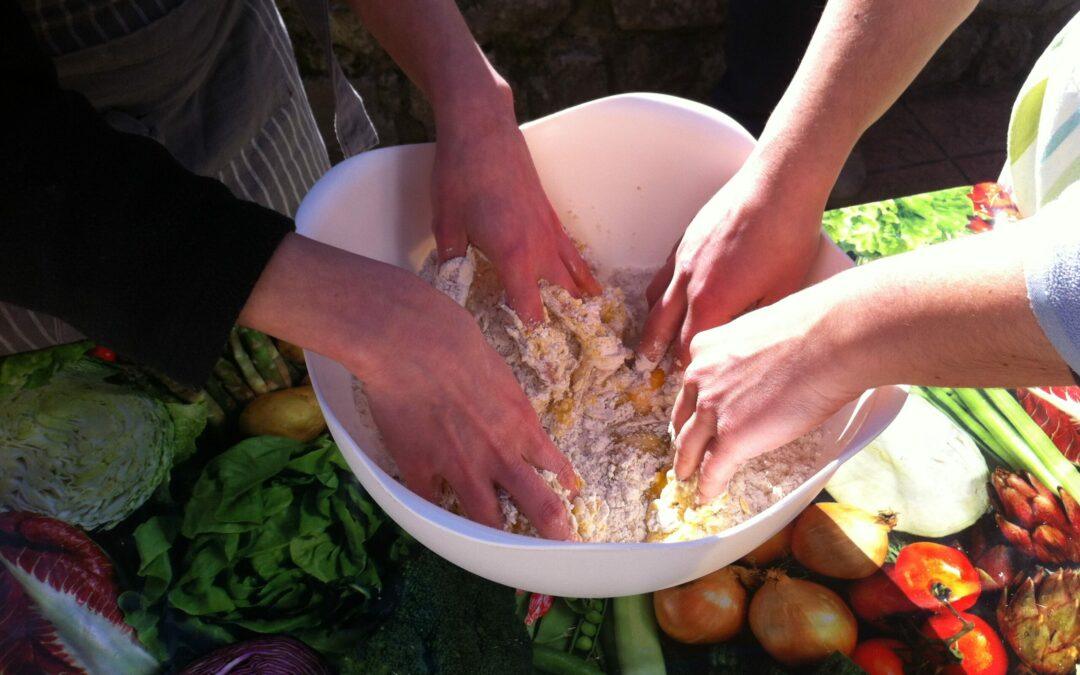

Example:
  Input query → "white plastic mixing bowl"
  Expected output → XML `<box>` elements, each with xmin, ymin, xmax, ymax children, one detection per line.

<box><xmin>295</xmin><ymin>93</ymin><xmax>906</xmax><ymax>597</ymax></box>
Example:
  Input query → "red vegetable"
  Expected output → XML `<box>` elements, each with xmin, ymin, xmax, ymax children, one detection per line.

<box><xmin>922</xmin><ymin>612</ymin><xmax>1008</xmax><ymax>675</ymax></box>
<box><xmin>972</xmin><ymin>544</ymin><xmax>1021</xmax><ymax>592</ymax></box>
<box><xmin>177</xmin><ymin>636</ymin><xmax>328</xmax><ymax>675</ymax></box>
<box><xmin>1017</xmin><ymin>387</ymin><xmax>1080</xmax><ymax>463</ymax></box>
<box><xmin>87</xmin><ymin>345</ymin><xmax>117</xmax><ymax>362</ymax></box>
<box><xmin>525</xmin><ymin>593</ymin><xmax>555</xmax><ymax>626</ymax></box>
<box><xmin>847</xmin><ymin>566</ymin><xmax>919</xmax><ymax>622</ymax></box>
<box><xmin>893</xmin><ymin>542</ymin><xmax>981</xmax><ymax>612</ymax></box>
<box><xmin>851</xmin><ymin>638</ymin><xmax>907</xmax><ymax>675</ymax></box>
<box><xmin>0</xmin><ymin>511</ymin><xmax>156</xmax><ymax>674</ymax></box>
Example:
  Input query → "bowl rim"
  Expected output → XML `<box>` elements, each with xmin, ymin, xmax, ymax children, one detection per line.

<box><xmin>299</xmin><ymin>92</ymin><xmax>902</xmax><ymax>552</ymax></box>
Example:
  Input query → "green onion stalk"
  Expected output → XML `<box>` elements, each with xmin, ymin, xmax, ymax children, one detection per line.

<box><xmin>914</xmin><ymin>386</ymin><xmax>1080</xmax><ymax>505</ymax></box>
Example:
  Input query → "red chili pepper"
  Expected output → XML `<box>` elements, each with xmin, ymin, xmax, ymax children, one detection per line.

<box><xmin>87</xmin><ymin>346</ymin><xmax>117</xmax><ymax>362</ymax></box>
<box><xmin>524</xmin><ymin>593</ymin><xmax>554</xmax><ymax>626</ymax></box>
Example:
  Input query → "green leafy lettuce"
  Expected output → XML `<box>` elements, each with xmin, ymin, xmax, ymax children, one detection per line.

<box><xmin>0</xmin><ymin>345</ymin><xmax>207</xmax><ymax>530</ymax></box>
<box><xmin>822</xmin><ymin>186</ymin><xmax>973</xmax><ymax>263</ymax></box>
<box><xmin>121</xmin><ymin>435</ymin><xmax>407</xmax><ymax>664</ymax></box>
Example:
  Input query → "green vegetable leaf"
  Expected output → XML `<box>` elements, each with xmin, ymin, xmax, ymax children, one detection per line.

<box><xmin>0</xmin><ymin>341</ymin><xmax>91</xmax><ymax>399</ymax></box>
<box><xmin>165</xmin><ymin>398</ymin><xmax>209</xmax><ymax>465</ymax></box>
<box><xmin>823</xmin><ymin>186</ymin><xmax>973</xmax><ymax>263</ymax></box>
<box><xmin>124</xmin><ymin>435</ymin><xmax>403</xmax><ymax>663</ymax></box>
<box><xmin>0</xmin><ymin>354</ymin><xmax>206</xmax><ymax>530</ymax></box>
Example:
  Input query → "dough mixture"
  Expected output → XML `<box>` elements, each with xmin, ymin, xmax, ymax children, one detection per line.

<box><xmin>352</xmin><ymin>248</ymin><xmax>827</xmax><ymax>543</ymax></box>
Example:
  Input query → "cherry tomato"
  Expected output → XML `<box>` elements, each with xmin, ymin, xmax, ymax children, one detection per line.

<box><xmin>851</xmin><ymin>638</ymin><xmax>907</xmax><ymax>675</ymax></box>
<box><xmin>894</xmin><ymin>542</ymin><xmax>980</xmax><ymax>612</ymax></box>
<box><xmin>848</xmin><ymin>565</ymin><xmax>919</xmax><ymax>622</ymax></box>
<box><xmin>87</xmin><ymin>345</ymin><xmax>117</xmax><ymax>362</ymax></box>
<box><xmin>922</xmin><ymin>612</ymin><xmax>1007</xmax><ymax>675</ymax></box>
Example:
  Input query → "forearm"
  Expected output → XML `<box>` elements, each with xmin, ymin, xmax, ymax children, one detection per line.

<box><xmin>748</xmin><ymin>0</ymin><xmax>977</xmax><ymax>201</ymax></box>
<box><xmin>238</xmin><ymin>233</ymin><xmax>457</xmax><ymax>381</ymax></box>
<box><xmin>346</xmin><ymin>0</ymin><xmax>513</xmax><ymax>132</ymax></box>
<box><xmin>814</xmin><ymin>229</ymin><xmax>1073</xmax><ymax>392</ymax></box>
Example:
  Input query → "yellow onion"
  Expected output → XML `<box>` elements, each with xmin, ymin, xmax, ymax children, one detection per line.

<box><xmin>791</xmin><ymin>502</ymin><xmax>894</xmax><ymax>579</ymax></box>
<box><xmin>741</xmin><ymin>523</ymin><xmax>793</xmax><ymax>566</ymax></box>
<box><xmin>749</xmin><ymin>570</ymin><xmax>857</xmax><ymax>666</ymax></box>
<box><xmin>653</xmin><ymin>567</ymin><xmax>748</xmax><ymax>644</ymax></box>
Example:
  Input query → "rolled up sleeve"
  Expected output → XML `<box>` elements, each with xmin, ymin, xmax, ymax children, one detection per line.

<box><xmin>1023</xmin><ymin>183</ymin><xmax>1080</xmax><ymax>375</ymax></box>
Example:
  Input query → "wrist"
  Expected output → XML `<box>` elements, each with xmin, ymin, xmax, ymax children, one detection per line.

<box><xmin>432</xmin><ymin>71</ymin><xmax>516</xmax><ymax>137</ymax></box>
<box><xmin>801</xmin><ymin>272</ymin><xmax>882</xmax><ymax>399</ymax></box>
<box><xmin>743</xmin><ymin>129</ymin><xmax>854</xmax><ymax>210</ymax></box>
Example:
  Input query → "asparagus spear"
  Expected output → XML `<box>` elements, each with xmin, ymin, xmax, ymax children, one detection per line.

<box><xmin>228</xmin><ymin>327</ymin><xmax>269</xmax><ymax>395</ymax></box>
<box><xmin>212</xmin><ymin>357</ymin><xmax>255</xmax><ymax>403</ymax></box>
<box><xmin>239</xmin><ymin>327</ymin><xmax>291</xmax><ymax>390</ymax></box>
<box><xmin>203</xmin><ymin>374</ymin><xmax>238</xmax><ymax>413</ymax></box>
<box><xmin>198</xmin><ymin>389</ymin><xmax>227</xmax><ymax>427</ymax></box>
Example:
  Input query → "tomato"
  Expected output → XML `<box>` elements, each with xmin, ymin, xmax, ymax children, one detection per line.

<box><xmin>851</xmin><ymin>638</ymin><xmax>907</xmax><ymax>675</ymax></box>
<box><xmin>922</xmin><ymin>612</ymin><xmax>1007</xmax><ymax>675</ymax></box>
<box><xmin>848</xmin><ymin>566</ymin><xmax>919</xmax><ymax>622</ymax></box>
<box><xmin>893</xmin><ymin>542</ymin><xmax>980</xmax><ymax>612</ymax></box>
<box><xmin>87</xmin><ymin>345</ymin><xmax>117</xmax><ymax>362</ymax></box>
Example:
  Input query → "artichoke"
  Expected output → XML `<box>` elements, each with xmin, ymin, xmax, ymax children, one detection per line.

<box><xmin>0</xmin><ymin>346</ymin><xmax>206</xmax><ymax>530</ymax></box>
<box><xmin>993</xmin><ymin>469</ymin><xmax>1080</xmax><ymax>564</ymax></box>
<box><xmin>998</xmin><ymin>568</ymin><xmax>1080</xmax><ymax>674</ymax></box>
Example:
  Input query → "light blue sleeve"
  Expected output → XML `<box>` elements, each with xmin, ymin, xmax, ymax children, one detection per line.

<box><xmin>1023</xmin><ymin>184</ymin><xmax>1080</xmax><ymax>375</ymax></box>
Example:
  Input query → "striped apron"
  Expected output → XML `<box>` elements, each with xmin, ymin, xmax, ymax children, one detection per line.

<box><xmin>1</xmin><ymin>0</ymin><xmax>377</xmax><ymax>355</ymax></box>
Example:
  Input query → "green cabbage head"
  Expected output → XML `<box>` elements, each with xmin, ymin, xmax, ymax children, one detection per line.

<box><xmin>0</xmin><ymin>343</ymin><xmax>206</xmax><ymax>530</ymax></box>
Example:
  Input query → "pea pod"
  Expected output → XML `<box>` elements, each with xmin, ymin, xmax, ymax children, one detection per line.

<box><xmin>533</xmin><ymin>645</ymin><xmax>604</xmax><ymax>675</ymax></box>
<box><xmin>613</xmin><ymin>594</ymin><xmax>666</xmax><ymax>675</ymax></box>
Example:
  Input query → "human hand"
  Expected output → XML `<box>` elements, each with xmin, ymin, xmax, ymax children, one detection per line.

<box><xmin>431</xmin><ymin>111</ymin><xmax>601</xmax><ymax>323</ymax></box>
<box><xmin>358</xmin><ymin>277</ymin><xmax>581</xmax><ymax>539</ymax></box>
<box><xmin>239</xmin><ymin>234</ymin><xmax>580</xmax><ymax>539</ymax></box>
<box><xmin>671</xmin><ymin>283</ymin><xmax>860</xmax><ymax>503</ymax></box>
<box><xmin>638</xmin><ymin>166</ymin><xmax>825</xmax><ymax>366</ymax></box>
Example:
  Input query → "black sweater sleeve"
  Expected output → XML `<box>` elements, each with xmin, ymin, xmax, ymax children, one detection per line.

<box><xmin>0</xmin><ymin>3</ymin><xmax>295</xmax><ymax>386</ymax></box>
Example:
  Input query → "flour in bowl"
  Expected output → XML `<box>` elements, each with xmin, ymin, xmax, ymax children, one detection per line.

<box><xmin>351</xmin><ymin>247</ymin><xmax>828</xmax><ymax>542</ymax></box>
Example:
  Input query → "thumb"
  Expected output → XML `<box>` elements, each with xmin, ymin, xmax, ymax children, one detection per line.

<box><xmin>434</xmin><ymin>217</ymin><xmax>469</xmax><ymax>262</ymax></box>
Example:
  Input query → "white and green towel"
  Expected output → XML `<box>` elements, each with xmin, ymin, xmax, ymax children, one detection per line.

<box><xmin>1013</xmin><ymin>11</ymin><xmax>1080</xmax><ymax>376</ymax></box>
<box><xmin>1006</xmin><ymin>11</ymin><xmax>1080</xmax><ymax>215</ymax></box>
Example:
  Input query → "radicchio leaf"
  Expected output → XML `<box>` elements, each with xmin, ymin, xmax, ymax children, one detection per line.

<box><xmin>1017</xmin><ymin>387</ymin><xmax>1080</xmax><ymax>463</ymax></box>
<box><xmin>177</xmin><ymin>636</ymin><xmax>328</xmax><ymax>675</ymax></box>
<box><xmin>0</xmin><ymin>512</ymin><xmax>157</xmax><ymax>674</ymax></box>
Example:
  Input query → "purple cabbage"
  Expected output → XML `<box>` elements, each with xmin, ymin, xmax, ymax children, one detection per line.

<box><xmin>178</xmin><ymin>636</ymin><xmax>328</xmax><ymax>675</ymax></box>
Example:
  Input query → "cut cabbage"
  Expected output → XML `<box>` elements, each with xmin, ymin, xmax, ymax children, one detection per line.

<box><xmin>826</xmin><ymin>392</ymin><xmax>989</xmax><ymax>538</ymax></box>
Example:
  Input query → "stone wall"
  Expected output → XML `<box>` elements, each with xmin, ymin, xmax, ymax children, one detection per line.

<box><xmin>282</xmin><ymin>0</ymin><xmax>1080</xmax><ymax>158</ymax></box>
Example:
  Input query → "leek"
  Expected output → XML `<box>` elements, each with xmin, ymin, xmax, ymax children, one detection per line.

<box><xmin>914</xmin><ymin>386</ymin><xmax>1080</xmax><ymax>505</ymax></box>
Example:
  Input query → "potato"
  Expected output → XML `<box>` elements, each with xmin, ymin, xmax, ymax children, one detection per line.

<box><xmin>239</xmin><ymin>385</ymin><xmax>326</xmax><ymax>441</ymax></box>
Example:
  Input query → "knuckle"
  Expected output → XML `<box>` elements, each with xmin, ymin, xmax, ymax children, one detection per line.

<box><xmin>536</xmin><ymin>496</ymin><xmax>568</xmax><ymax>529</ymax></box>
